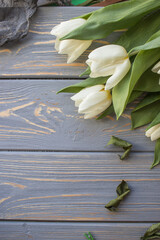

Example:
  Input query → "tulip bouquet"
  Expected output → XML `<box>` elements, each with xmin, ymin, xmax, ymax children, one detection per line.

<box><xmin>51</xmin><ymin>0</ymin><xmax>160</xmax><ymax>168</ymax></box>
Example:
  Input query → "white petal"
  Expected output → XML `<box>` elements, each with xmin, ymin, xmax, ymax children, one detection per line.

<box><xmin>151</xmin><ymin>127</ymin><xmax>160</xmax><ymax>141</ymax></box>
<box><xmin>105</xmin><ymin>58</ymin><xmax>131</xmax><ymax>90</ymax></box>
<box><xmin>67</xmin><ymin>40</ymin><xmax>92</xmax><ymax>64</ymax></box>
<box><xmin>71</xmin><ymin>85</ymin><xmax>104</xmax><ymax>102</ymax></box>
<box><xmin>55</xmin><ymin>38</ymin><xmax>91</xmax><ymax>63</ymax></box>
<box><xmin>50</xmin><ymin>24</ymin><xmax>61</xmax><ymax>36</ymax></box>
<box><xmin>145</xmin><ymin>124</ymin><xmax>160</xmax><ymax>137</ymax></box>
<box><xmin>89</xmin><ymin>63</ymin><xmax>116</xmax><ymax>78</ymax></box>
<box><xmin>51</xmin><ymin>19</ymin><xmax>91</xmax><ymax>63</ymax></box>
<box><xmin>86</xmin><ymin>59</ymin><xmax>92</xmax><ymax>68</ymax></box>
<box><xmin>50</xmin><ymin>18</ymin><xmax>86</xmax><ymax>38</ymax></box>
<box><xmin>74</xmin><ymin>99</ymin><xmax>82</xmax><ymax>107</ymax></box>
<box><xmin>78</xmin><ymin>90</ymin><xmax>111</xmax><ymax>113</ymax></box>
<box><xmin>88</xmin><ymin>44</ymin><xmax>128</xmax><ymax>66</ymax></box>
<box><xmin>55</xmin><ymin>38</ymin><xmax>60</xmax><ymax>51</ymax></box>
<box><xmin>152</xmin><ymin>61</ymin><xmax>160</xmax><ymax>73</ymax></box>
<box><xmin>58</xmin><ymin>39</ymin><xmax>78</xmax><ymax>54</ymax></box>
<box><xmin>84</xmin><ymin>99</ymin><xmax>112</xmax><ymax>119</ymax></box>
<box><xmin>86</xmin><ymin>44</ymin><xmax>130</xmax><ymax>78</ymax></box>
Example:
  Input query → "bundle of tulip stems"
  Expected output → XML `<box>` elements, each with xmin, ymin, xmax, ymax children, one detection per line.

<box><xmin>51</xmin><ymin>0</ymin><xmax>160</xmax><ymax>169</ymax></box>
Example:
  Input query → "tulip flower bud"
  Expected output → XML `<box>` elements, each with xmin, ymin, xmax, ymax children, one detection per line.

<box><xmin>152</xmin><ymin>61</ymin><xmax>160</xmax><ymax>84</ymax></box>
<box><xmin>71</xmin><ymin>85</ymin><xmax>112</xmax><ymax>119</ymax></box>
<box><xmin>50</xmin><ymin>19</ymin><xmax>92</xmax><ymax>64</ymax></box>
<box><xmin>86</xmin><ymin>44</ymin><xmax>131</xmax><ymax>90</ymax></box>
<box><xmin>145</xmin><ymin>123</ymin><xmax>160</xmax><ymax>141</ymax></box>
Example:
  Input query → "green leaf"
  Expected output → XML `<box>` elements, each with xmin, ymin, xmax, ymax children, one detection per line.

<box><xmin>151</xmin><ymin>139</ymin><xmax>160</xmax><ymax>169</ymax></box>
<box><xmin>129</xmin><ymin>30</ymin><xmax>160</xmax><ymax>55</ymax></box>
<box><xmin>107</xmin><ymin>136</ymin><xmax>132</xmax><ymax>160</ymax></box>
<box><xmin>135</xmin><ymin>67</ymin><xmax>160</xmax><ymax>92</ymax></box>
<box><xmin>97</xmin><ymin>90</ymin><xmax>142</xmax><ymax>120</ymax></box>
<box><xmin>131</xmin><ymin>93</ymin><xmax>160</xmax><ymax>129</ymax></box>
<box><xmin>61</xmin><ymin>0</ymin><xmax>160</xmax><ymax>40</ymax></box>
<box><xmin>57</xmin><ymin>76</ymin><xmax>108</xmax><ymax>93</ymax></box>
<box><xmin>112</xmin><ymin>47</ymin><xmax>160</xmax><ymax>119</ymax></box>
<box><xmin>74</xmin><ymin>11</ymin><xmax>93</xmax><ymax>20</ymax></box>
<box><xmin>128</xmin><ymin>90</ymin><xmax>142</xmax><ymax>104</ymax></box>
<box><xmin>105</xmin><ymin>180</ymin><xmax>130</xmax><ymax>212</ymax></box>
<box><xmin>97</xmin><ymin>105</ymin><xmax>114</xmax><ymax>120</ymax></box>
<box><xmin>116</xmin><ymin>11</ymin><xmax>160</xmax><ymax>52</ymax></box>
<box><xmin>146</xmin><ymin>113</ymin><xmax>160</xmax><ymax>169</ymax></box>
<box><xmin>79</xmin><ymin>67</ymin><xmax>91</xmax><ymax>77</ymax></box>
<box><xmin>146</xmin><ymin>112</ymin><xmax>160</xmax><ymax>131</ymax></box>
<box><xmin>134</xmin><ymin>93</ymin><xmax>160</xmax><ymax>112</ymax></box>
<box><xmin>84</xmin><ymin>232</ymin><xmax>95</xmax><ymax>240</ymax></box>
<box><xmin>141</xmin><ymin>223</ymin><xmax>160</xmax><ymax>240</ymax></box>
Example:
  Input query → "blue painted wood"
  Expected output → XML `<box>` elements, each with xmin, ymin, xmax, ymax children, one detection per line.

<box><xmin>0</xmin><ymin>222</ymin><xmax>154</xmax><ymax>240</ymax></box>
<box><xmin>0</xmin><ymin>7</ymin><xmax>122</xmax><ymax>78</ymax></box>
<box><xmin>0</xmin><ymin>151</ymin><xmax>159</xmax><ymax>221</ymax></box>
<box><xmin>0</xmin><ymin>6</ymin><xmax>158</xmax><ymax>240</ymax></box>
<box><xmin>0</xmin><ymin>79</ymin><xmax>154</xmax><ymax>151</ymax></box>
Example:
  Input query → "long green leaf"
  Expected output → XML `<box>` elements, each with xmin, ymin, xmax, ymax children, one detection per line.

<box><xmin>57</xmin><ymin>76</ymin><xmax>108</xmax><ymax>93</ymax></box>
<box><xmin>129</xmin><ymin>30</ymin><xmax>160</xmax><ymax>55</ymax></box>
<box><xmin>151</xmin><ymin>139</ymin><xmax>160</xmax><ymax>169</ymax></box>
<box><xmin>62</xmin><ymin>0</ymin><xmax>160</xmax><ymax>40</ymax></box>
<box><xmin>131</xmin><ymin>93</ymin><xmax>160</xmax><ymax>129</ymax></box>
<box><xmin>135</xmin><ymin>67</ymin><xmax>160</xmax><ymax>92</ymax></box>
<box><xmin>146</xmin><ymin>112</ymin><xmax>160</xmax><ymax>131</ymax></box>
<box><xmin>97</xmin><ymin>90</ymin><xmax>142</xmax><ymax>120</ymax></box>
<box><xmin>133</xmin><ymin>93</ymin><xmax>160</xmax><ymax>112</ymax></box>
<box><xmin>74</xmin><ymin>11</ymin><xmax>93</xmax><ymax>20</ymax></box>
<box><xmin>79</xmin><ymin>67</ymin><xmax>91</xmax><ymax>77</ymax></box>
<box><xmin>80</xmin><ymin>11</ymin><xmax>160</xmax><ymax>80</ymax></box>
<box><xmin>115</xmin><ymin>10</ymin><xmax>160</xmax><ymax>52</ymax></box>
<box><xmin>97</xmin><ymin>105</ymin><xmax>114</xmax><ymax>120</ymax></box>
<box><xmin>128</xmin><ymin>90</ymin><xmax>142</xmax><ymax>104</ymax></box>
<box><xmin>112</xmin><ymin>47</ymin><xmax>160</xmax><ymax>119</ymax></box>
<box><xmin>112</xmin><ymin>11</ymin><xmax>160</xmax><ymax>119</ymax></box>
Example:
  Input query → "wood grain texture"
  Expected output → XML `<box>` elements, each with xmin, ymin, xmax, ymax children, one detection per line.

<box><xmin>0</xmin><ymin>222</ymin><xmax>154</xmax><ymax>240</ymax></box>
<box><xmin>0</xmin><ymin>151</ymin><xmax>160</xmax><ymax>221</ymax></box>
<box><xmin>0</xmin><ymin>7</ymin><xmax>122</xmax><ymax>78</ymax></box>
<box><xmin>0</xmin><ymin>79</ymin><xmax>154</xmax><ymax>151</ymax></box>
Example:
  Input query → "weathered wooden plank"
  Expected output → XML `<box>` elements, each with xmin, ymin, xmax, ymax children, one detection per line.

<box><xmin>0</xmin><ymin>222</ymin><xmax>154</xmax><ymax>240</ymax></box>
<box><xmin>0</xmin><ymin>79</ymin><xmax>154</xmax><ymax>151</ymax></box>
<box><xmin>0</xmin><ymin>7</ymin><xmax>122</xmax><ymax>78</ymax></box>
<box><xmin>0</xmin><ymin>151</ymin><xmax>160</xmax><ymax>221</ymax></box>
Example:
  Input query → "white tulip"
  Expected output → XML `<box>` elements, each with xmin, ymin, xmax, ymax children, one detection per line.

<box><xmin>71</xmin><ymin>85</ymin><xmax>112</xmax><ymax>119</ymax></box>
<box><xmin>152</xmin><ymin>61</ymin><xmax>160</xmax><ymax>84</ymax></box>
<box><xmin>86</xmin><ymin>44</ymin><xmax>131</xmax><ymax>90</ymax></box>
<box><xmin>145</xmin><ymin>123</ymin><xmax>160</xmax><ymax>141</ymax></box>
<box><xmin>50</xmin><ymin>19</ymin><xmax>92</xmax><ymax>64</ymax></box>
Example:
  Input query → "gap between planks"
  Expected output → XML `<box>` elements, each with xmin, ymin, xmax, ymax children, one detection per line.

<box><xmin>0</xmin><ymin>219</ymin><xmax>159</xmax><ymax>223</ymax></box>
<box><xmin>0</xmin><ymin>149</ymin><xmax>154</xmax><ymax>153</ymax></box>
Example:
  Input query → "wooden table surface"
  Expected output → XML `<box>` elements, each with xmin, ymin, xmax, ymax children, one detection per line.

<box><xmin>0</xmin><ymin>6</ymin><xmax>159</xmax><ymax>240</ymax></box>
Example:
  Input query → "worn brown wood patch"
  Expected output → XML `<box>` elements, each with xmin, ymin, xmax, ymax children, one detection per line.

<box><xmin>0</xmin><ymin>7</ymin><xmax>122</xmax><ymax>78</ymax></box>
<box><xmin>0</xmin><ymin>152</ymin><xmax>159</xmax><ymax>221</ymax></box>
<box><xmin>0</xmin><ymin>79</ymin><xmax>153</xmax><ymax>151</ymax></box>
